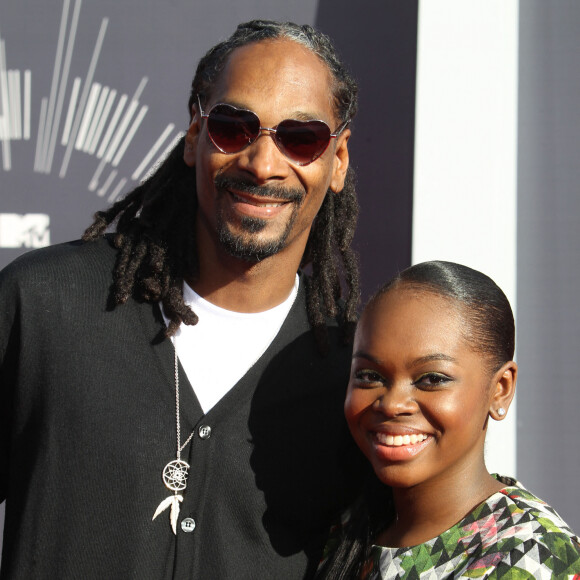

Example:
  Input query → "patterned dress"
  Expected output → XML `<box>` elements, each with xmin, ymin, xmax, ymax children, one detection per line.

<box><xmin>361</xmin><ymin>476</ymin><xmax>580</xmax><ymax>579</ymax></box>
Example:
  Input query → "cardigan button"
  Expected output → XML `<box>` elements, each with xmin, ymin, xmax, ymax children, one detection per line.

<box><xmin>181</xmin><ymin>518</ymin><xmax>196</xmax><ymax>533</ymax></box>
<box><xmin>198</xmin><ymin>425</ymin><xmax>211</xmax><ymax>439</ymax></box>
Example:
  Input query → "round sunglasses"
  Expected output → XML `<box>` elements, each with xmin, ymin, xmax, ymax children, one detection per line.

<box><xmin>197</xmin><ymin>95</ymin><xmax>349</xmax><ymax>166</ymax></box>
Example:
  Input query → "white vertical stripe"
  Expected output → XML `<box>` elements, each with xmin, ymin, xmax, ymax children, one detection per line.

<box><xmin>112</xmin><ymin>104</ymin><xmax>148</xmax><ymax>167</ymax></box>
<box><xmin>23</xmin><ymin>70</ymin><xmax>31</xmax><ymax>140</ymax></box>
<box><xmin>107</xmin><ymin>177</ymin><xmax>127</xmax><ymax>203</ymax></box>
<box><xmin>87</xmin><ymin>88</ymin><xmax>116</xmax><ymax>155</ymax></box>
<box><xmin>84</xmin><ymin>86</ymin><xmax>110</xmax><ymax>153</ymax></box>
<box><xmin>413</xmin><ymin>0</ymin><xmax>519</xmax><ymax>476</ymax></box>
<box><xmin>132</xmin><ymin>76</ymin><xmax>148</xmax><ymax>102</ymax></box>
<box><xmin>59</xmin><ymin>17</ymin><xmax>108</xmax><ymax>178</ymax></box>
<box><xmin>61</xmin><ymin>77</ymin><xmax>81</xmax><ymax>145</ymax></box>
<box><xmin>96</xmin><ymin>168</ymin><xmax>117</xmax><ymax>197</ymax></box>
<box><xmin>75</xmin><ymin>82</ymin><xmax>101</xmax><ymax>150</ymax></box>
<box><xmin>96</xmin><ymin>94</ymin><xmax>127</xmax><ymax>159</ymax></box>
<box><xmin>141</xmin><ymin>131</ymin><xmax>185</xmax><ymax>184</ymax></box>
<box><xmin>103</xmin><ymin>99</ymin><xmax>139</xmax><ymax>163</ymax></box>
<box><xmin>0</xmin><ymin>40</ymin><xmax>11</xmax><ymax>170</ymax></box>
<box><xmin>8</xmin><ymin>70</ymin><xmax>20</xmax><ymax>139</ymax></box>
<box><xmin>131</xmin><ymin>123</ymin><xmax>176</xmax><ymax>181</ymax></box>
<box><xmin>13</xmin><ymin>70</ymin><xmax>21</xmax><ymax>139</ymax></box>
<box><xmin>39</xmin><ymin>0</ymin><xmax>70</xmax><ymax>172</ymax></box>
<box><xmin>6</xmin><ymin>71</ymin><xmax>14</xmax><ymax>139</ymax></box>
<box><xmin>100</xmin><ymin>77</ymin><xmax>147</xmax><ymax>162</ymax></box>
<box><xmin>45</xmin><ymin>0</ymin><xmax>82</xmax><ymax>172</ymax></box>
<box><xmin>88</xmin><ymin>158</ymin><xmax>107</xmax><ymax>192</ymax></box>
<box><xmin>34</xmin><ymin>98</ymin><xmax>48</xmax><ymax>172</ymax></box>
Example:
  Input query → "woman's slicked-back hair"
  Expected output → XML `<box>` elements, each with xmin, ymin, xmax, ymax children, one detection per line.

<box><xmin>374</xmin><ymin>261</ymin><xmax>515</xmax><ymax>371</ymax></box>
<box><xmin>316</xmin><ymin>261</ymin><xmax>515</xmax><ymax>580</ymax></box>
<box><xmin>188</xmin><ymin>20</ymin><xmax>358</xmax><ymax>125</ymax></box>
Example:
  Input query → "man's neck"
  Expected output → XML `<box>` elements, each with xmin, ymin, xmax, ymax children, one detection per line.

<box><xmin>189</xmin><ymin>211</ymin><xmax>310</xmax><ymax>312</ymax></box>
<box><xmin>189</xmin><ymin>245</ymin><xmax>302</xmax><ymax>314</ymax></box>
<box><xmin>189</xmin><ymin>265</ymin><xmax>298</xmax><ymax>313</ymax></box>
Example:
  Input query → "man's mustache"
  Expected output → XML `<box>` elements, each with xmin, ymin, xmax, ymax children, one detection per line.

<box><xmin>214</xmin><ymin>174</ymin><xmax>305</xmax><ymax>204</ymax></box>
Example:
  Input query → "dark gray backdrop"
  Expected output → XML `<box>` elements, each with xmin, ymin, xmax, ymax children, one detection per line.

<box><xmin>1</xmin><ymin>0</ymin><xmax>579</xmax><ymax>561</ymax></box>
<box><xmin>0</xmin><ymin>0</ymin><xmax>415</xmax><ymax>291</ymax></box>
<box><xmin>517</xmin><ymin>0</ymin><xmax>580</xmax><ymax>532</ymax></box>
<box><xmin>0</xmin><ymin>0</ymin><xmax>417</xmax><ymax>557</ymax></box>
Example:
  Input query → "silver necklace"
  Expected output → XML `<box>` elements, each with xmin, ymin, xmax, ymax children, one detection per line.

<box><xmin>152</xmin><ymin>348</ymin><xmax>195</xmax><ymax>534</ymax></box>
<box><xmin>151</xmin><ymin>282</ymin><xmax>298</xmax><ymax>533</ymax></box>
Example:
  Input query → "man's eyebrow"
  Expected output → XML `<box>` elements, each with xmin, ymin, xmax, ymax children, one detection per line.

<box><xmin>267</xmin><ymin>110</ymin><xmax>327</xmax><ymax>123</ymax></box>
<box><xmin>210</xmin><ymin>98</ymin><xmax>248</xmax><ymax>110</ymax></box>
<box><xmin>289</xmin><ymin>111</ymin><xmax>323</xmax><ymax>121</ymax></box>
<box><xmin>209</xmin><ymin>100</ymin><xmax>323</xmax><ymax>122</ymax></box>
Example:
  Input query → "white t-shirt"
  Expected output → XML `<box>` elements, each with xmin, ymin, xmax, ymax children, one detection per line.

<box><xmin>161</xmin><ymin>275</ymin><xmax>299</xmax><ymax>413</ymax></box>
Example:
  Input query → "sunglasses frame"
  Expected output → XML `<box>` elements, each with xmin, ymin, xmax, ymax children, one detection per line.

<box><xmin>197</xmin><ymin>94</ymin><xmax>349</xmax><ymax>166</ymax></box>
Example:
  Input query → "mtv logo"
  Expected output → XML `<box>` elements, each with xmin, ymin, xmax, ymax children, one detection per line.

<box><xmin>0</xmin><ymin>214</ymin><xmax>51</xmax><ymax>248</ymax></box>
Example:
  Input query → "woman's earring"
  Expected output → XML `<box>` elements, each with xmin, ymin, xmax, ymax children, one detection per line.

<box><xmin>497</xmin><ymin>408</ymin><xmax>506</xmax><ymax>417</ymax></box>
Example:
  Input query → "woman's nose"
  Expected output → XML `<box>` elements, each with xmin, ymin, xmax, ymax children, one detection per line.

<box><xmin>372</xmin><ymin>385</ymin><xmax>417</xmax><ymax>417</ymax></box>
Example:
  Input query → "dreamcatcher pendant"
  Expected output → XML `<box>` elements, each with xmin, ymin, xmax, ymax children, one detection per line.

<box><xmin>153</xmin><ymin>349</ymin><xmax>194</xmax><ymax>534</ymax></box>
<box><xmin>152</xmin><ymin>459</ymin><xmax>190</xmax><ymax>534</ymax></box>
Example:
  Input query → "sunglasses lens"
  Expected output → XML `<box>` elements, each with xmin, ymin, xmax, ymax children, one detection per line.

<box><xmin>204</xmin><ymin>103</ymin><xmax>333</xmax><ymax>165</ymax></box>
<box><xmin>275</xmin><ymin>120</ymin><xmax>332</xmax><ymax>165</ymax></box>
<box><xmin>207</xmin><ymin>104</ymin><xmax>260</xmax><ymax>153</ymax></box>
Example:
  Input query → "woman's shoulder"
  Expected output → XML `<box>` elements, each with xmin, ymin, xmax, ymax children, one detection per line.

<box><xmin>363</xmin><ymin>476</ymin><xmax>580</xmax><ymax>579</ymax></box>
<box><xmin>456</xmin><ymin>474</ymin><xmax>580</xmax><ymax>578</ymax></box>
<box><xmin>491</xmin><ymin>474</ymin><xmax>578</xmax><ymax>540</ymax></box>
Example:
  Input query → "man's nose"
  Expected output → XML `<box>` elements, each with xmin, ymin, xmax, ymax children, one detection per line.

<box><xmin>235</xmin><ymin>131</ymin><xmax>291</xmax><ymax>183</ymax></box>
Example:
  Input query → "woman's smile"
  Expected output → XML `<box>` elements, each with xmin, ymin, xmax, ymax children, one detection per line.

<box><xmin>345</xmin><ymin>287</ymin><xmax>498</xmax><ymax>490</ymax></box>
<box><xmin>370</xmin><ymin>430</ymin><xmax>433</xmax><ymax>462</ymax></box>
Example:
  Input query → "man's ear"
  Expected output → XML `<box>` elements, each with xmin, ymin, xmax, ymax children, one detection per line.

<box><xmin>489</xmin><ymin>361</ymin><xmax>517</xmax><ymax>420</ymax></box>
<box><xmin>183</xmin><ymin>105</ymin><xmax>201</xmax><ymax>167</ymax></box>
<box><xmin>329</xmin><ymin>128</ymin><xmax>350</xmax><ymax>193</ymax></box>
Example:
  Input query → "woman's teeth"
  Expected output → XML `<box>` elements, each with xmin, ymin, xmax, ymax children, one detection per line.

<box><xmin>375</xmin><ymin>433</ymin><xmax>429</xmax><ymax>446</ymax></box>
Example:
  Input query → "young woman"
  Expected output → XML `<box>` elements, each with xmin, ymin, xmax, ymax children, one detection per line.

<box><xmin>318</xmin><ymin>261</ymin><xmax>580</xmax><ymax>579</ymax></box>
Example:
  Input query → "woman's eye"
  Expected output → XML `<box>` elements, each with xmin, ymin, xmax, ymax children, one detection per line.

<box><xmin>353</xmin><ymin>369</ymin><xmax>384</xmax><ymax>385</ymax></box>
<box><xmin>414</xmin><ymin>373</ymin><xmax>451</xmax><ymax>388</ymax></box>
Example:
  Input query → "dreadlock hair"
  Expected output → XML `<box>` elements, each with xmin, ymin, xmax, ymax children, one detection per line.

<box><xmin>83</xmin><ymin>20</ymin><xmax>360</xmax><ymax>352</ymax></box>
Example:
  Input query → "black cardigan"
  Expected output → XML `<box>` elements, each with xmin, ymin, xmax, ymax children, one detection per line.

<box><xmin>0</xmin><ymin>238</ymin><xmax>366</xmax><ymax>579</ymax></box>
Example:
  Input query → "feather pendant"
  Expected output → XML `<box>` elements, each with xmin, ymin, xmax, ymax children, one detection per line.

<box><xmin>152</xmin><ymin>494</ymin><xmax>183</xmax><ymax>534</ymax></box>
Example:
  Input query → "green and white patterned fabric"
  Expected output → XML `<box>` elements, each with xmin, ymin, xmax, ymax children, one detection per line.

<box><xmin>361</xmin><ymin>475</ymin><xmax>580</xmax><ymax>579</ymax></box>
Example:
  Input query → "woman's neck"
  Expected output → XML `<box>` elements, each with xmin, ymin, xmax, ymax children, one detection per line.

<box><xmin>376</xmin><ymin>468</ymin><xmax>503</xmax><ymax>549</ymax></box>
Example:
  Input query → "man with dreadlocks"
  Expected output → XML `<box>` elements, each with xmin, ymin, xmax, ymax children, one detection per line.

<box><xmin>0</xmin><ymin>20</ymin><xmax>368</xmax><ymax>579</ymax></box>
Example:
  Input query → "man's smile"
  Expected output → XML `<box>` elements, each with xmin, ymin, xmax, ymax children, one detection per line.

<box><xmin>227</xmin><ymin>189</ymin><xmax>292</xmax><ymax>219</ymax></box>
<box><xmin>215</xmin><ymin>174</ymin><xmax>305</xmax><ymax>221</ymax></box>
<box><xmin>229</xmin><ymin>190</ymin><xmax>288</xmax><ymax>207</ymax></box>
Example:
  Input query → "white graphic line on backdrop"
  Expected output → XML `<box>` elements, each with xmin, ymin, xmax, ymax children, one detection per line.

<box><xmin>0</xmin><ymin>1</ymin><xmax>184</xmax><ymax>198</ymax></box>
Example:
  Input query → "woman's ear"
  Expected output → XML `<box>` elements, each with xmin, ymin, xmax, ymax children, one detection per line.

<box><xmin>489</xmin><ymin>361</ymin><xmax>517</xmax><ymax>420</ymax></box>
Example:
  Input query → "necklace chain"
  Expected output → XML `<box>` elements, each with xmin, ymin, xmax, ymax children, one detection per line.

<box><xmin>152</xmin><ymin>349</ymin><xmax>192</xmax><ymax>534</ymax></box>
<box><xmin>159</xmin><ymin>290</ymin><xmax>297</xmax><ymax>533</ymax></box>
<box><xmin>174</xmin><ymin>348</ymin><xmax>195</xmax><ymax>455</ymax></box>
